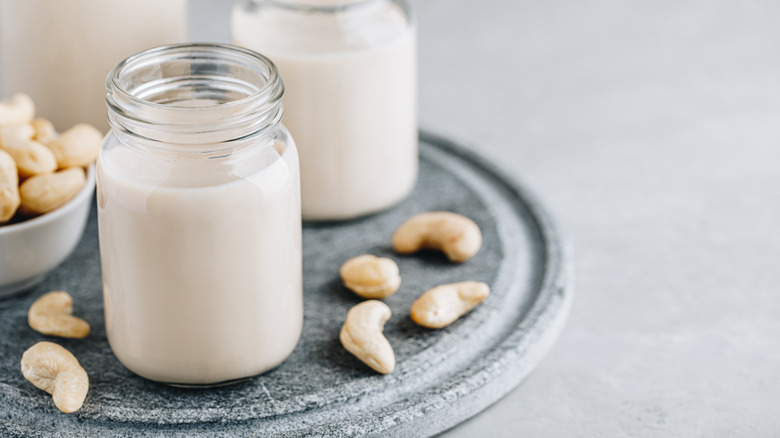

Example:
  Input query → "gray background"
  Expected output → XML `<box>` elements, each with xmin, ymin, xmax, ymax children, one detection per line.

<box><xmin>191</xmin><ymin>0</ymin><xmax>780</xmax><ymax>436</ymax></box>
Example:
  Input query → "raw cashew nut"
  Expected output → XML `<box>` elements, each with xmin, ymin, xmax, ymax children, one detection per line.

<box><xmin>0</xmin><ymin>123</ymin><xmax>57</xmax><ymax>178</ymax></box>
<box><xmin>392</xmin><ymin>212</ymin><xmax>482</xmax><ymax>263</ymax></box>
<box><xmin>32</xmin><ymin>118</ymin><xmax>58</xmax><ymax>144</ymax></box>
<box><xmin>21</xmin><ymin>341</ymin><xmax>89</xmax><ymax>413</ymax></box>
<box><xmin>411</xmin><ymin>281</ymin><xmax>490</xmax><ymax>329</ymax></box>
<box><xmin>19</xmin><ymin>167</ymin><xmax>85</xmax><ymax>216</ymax></box>
<box><xmin>340</xmin><ymin>255</ymin><xmax>401</xmax><ymax>299</ymax></box>
<box><xmin>45</xmin><ymin>123</ymin><xmax>102</xmax><ymax>168</ymax></box>
<box><xmin>0</xmin><ymin>93</ymin><xmax>35</xmax><ymax>126</ymax></box>
<box><xmin>0</xmin><ymin>149</ymin><xmax>21</xmax><ymax>221</ymax></box>
<box><xmin>340</xmin><ymin>300</ymin><xmax>395</xmax><ymax>374</ymax></box>
<box><xmin>28</xmin><ymin>291</ymin><xmax>90</xmax><ymax>338</ymax></box>
<box><xmin>0</xmin><ymin>122</ymin><xmax>34</xmax><ymax>140</ymax></box>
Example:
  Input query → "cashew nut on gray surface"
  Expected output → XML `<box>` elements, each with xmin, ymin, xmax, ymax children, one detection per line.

<box><xmin>340</xmin><ymin>300</ymin><xmax>396</xmax><ymax>374</ymax></box>
<box><xmin>411</xmin><ymin>281</ymin><xmax>490</xmax><ymax>329</ymax></box>
<box><xmin>340</xmin><ymin>254</ymin><xmax>401</xmax><ymax>299</ymax></box>
<box><xmin>392</xmin><ymin>211</ymin><xmax>482</xmax><ymax>263</ymax></box>
<box><xmin>21</xmin><ymin>341</ymin><xmax>89</xmax><ymax>413</ymax></box>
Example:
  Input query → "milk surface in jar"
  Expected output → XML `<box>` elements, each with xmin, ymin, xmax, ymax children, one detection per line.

<box><xmin>232</xmin><ymin>0</ymin><xmax>417</xmax><ymax>221</ymax></box>
<box><xmin>0</xmin><ymin>0</ymin><xmax>187</xmax><ymax>131</ymax></box>
<box><xmin>98</xmin><ymin>44</ymin><xmax>302</xmax><ymax>386</ymax></box>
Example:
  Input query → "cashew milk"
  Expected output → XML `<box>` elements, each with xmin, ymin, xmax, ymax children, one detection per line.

<box><xmin>0</xmin><ymin>0</ymin><xmax>187</xmax><ymax>131</ymax></box>
<box><xmin>98</xmin><ymin>44</ymin><xmax>301</xmax><ymax>386</ymax></box>
<box><xmin>98</xmin><ymin>143</ymin><xmax>301</xmax><ymax>385</ymax></box>
<box><xmin>232</xmin><ymin>0</ymin><xmax>417</xmax><ymax>220</ymax></box>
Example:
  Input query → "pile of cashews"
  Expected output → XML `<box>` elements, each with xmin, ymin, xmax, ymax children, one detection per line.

<box><xmin>339</xmin><ymin>211</ymin><xmax>490</xmax><ymax>374</ymax></box>
<box><xmin>0</xmin><ymin>93</ymin><xmax>102</xmax><ymax>224</ymax></box>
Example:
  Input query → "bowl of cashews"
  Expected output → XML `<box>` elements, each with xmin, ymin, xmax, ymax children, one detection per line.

<box><xmin>0</xmin><ymin>94</ymin><xmax>100</xmax><ymax>298</ymax></box>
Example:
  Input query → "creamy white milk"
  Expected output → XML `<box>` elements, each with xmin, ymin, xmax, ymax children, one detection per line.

<box><xmin>232</xmin><ymin>1</ymin><xmax>417</xmax><ymax>220</ymax></box>
<box><xmin>0</xmin><ymin>0</ymin><xmax>187</xmax><ymax>131</ymax></box>
<box><xmin>97</xmin><ymin>140</ymin><xmax>302</xmax><ymax>385</ymax></box>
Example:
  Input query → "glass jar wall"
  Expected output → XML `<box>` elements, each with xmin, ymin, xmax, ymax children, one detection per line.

<box><xmin>98</xmin><ymin>44</ymin><xmax>302</xmax><ymax>386</ymax></box>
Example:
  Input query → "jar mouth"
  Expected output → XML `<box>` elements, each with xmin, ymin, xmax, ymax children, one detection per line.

<box><xmin>106</xmin><ymin>43</ymin><xmax>284</xmax><ymax>149</ymax></box>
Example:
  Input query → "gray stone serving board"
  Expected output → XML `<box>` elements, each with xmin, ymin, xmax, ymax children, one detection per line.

<box><xmin>0</xmin><ymin>131</ymin><xmax>573</xmax><ymax>437</ymax></box>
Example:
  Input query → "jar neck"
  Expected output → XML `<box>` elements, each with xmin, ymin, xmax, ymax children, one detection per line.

<box><xmin>106</xmin><ymin>43</ymin><xmax>284</xmax><ymax>154</ymax></box>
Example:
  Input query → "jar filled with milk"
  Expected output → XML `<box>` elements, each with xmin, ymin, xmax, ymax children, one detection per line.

<box><xmin>98</xmin><ymin>44</ymin><xmax>302</xmax><ymax>386</ymax></box>
<box><xmin>232</xmin><ymin>0</ymin><xmax>417</xmax><ymax>221</ymax></box>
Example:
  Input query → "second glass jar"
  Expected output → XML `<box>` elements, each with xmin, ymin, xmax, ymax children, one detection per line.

<box><xmin>232</xmin><ymin>0</ymin><xmax>418</xmax><ymax>221</ymax></box>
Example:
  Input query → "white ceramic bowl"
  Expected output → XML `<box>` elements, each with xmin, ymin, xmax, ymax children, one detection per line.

<box><xmin>0</xmin><ymin>165</ymin><xmax>96</xmax><ymax>298</ymax></box>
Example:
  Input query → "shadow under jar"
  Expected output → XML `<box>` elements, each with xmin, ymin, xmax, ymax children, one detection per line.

<box><xmin>98</xmin><ymin>44</ymin><xmax>302</xmax><ymax>386</ymax></box>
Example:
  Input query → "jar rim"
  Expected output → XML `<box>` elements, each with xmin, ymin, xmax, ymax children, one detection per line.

<box><xmin>106</xmin><ymin>43</ymin><xmax>284</xmax><ymax>148</ymax></box>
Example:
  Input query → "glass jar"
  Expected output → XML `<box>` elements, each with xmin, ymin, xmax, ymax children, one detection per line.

<box><xmin>231</xmin><ymin>0</ymin><xmax>417</xmax><ymax>221</ymax></box>
<box><xmin>0</xmin><ymin>0</ymin><xmax>187</xmax><ymax>131</ymax></box>
<box><xmin>98</xmin><ymin>44</ymin><xmax>302</xmax><ymax>386</ymax></box>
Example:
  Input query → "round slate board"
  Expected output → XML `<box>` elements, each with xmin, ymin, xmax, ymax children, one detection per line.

<box><xmin>0</xmin><ymin>132</ymin><xmax>573</xmax><ymax>437</ymax></box>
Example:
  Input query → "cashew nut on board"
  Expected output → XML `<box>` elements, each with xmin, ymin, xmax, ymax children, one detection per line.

<box><xmin>19</xmin><ymin>167</ymin><xmax>86</xmax><ymax>216</ymax></box>
<box><xmin>411</xmin><ymin>281</ymin><xmax>490</xmax><ymax>329</ymax></box>
<box><xmin>392</xmin><ymin>211</ymin><xmax>482</xmax><ymax>263</ymax></box>
<box><xmin>340</xmin><ymin>254</ymin><xmax>401</xmax><ymax>299</ymax></box>
<box><xmin>21</xmin><ymin>341</ymin><xmax>89</xmax><ymax>413</ymax></box>
<box><xmin>28</xmin><ymin>291</ymin><xmax>90</xmax><ymax>338</ymax></box>
<box><xmin>0</xmin><ymin>149</ymin><xmax>21</xmax><ymax>221</ymax></box>
<box><xmin>340</xmin><ymin>300</ymin><xmax>395</xmax><ymax>374</ymax></box>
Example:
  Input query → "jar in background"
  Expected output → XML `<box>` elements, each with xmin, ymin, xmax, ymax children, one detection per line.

<box><xmin>98</xmin><ymin>44</ymin><xmax>302</xmax><ymax>386</ymax></box>
<box><xmin>0</xmin><ymin>0</ymin><xmax>187</xmax><ymax>131</ymax></box>
<box><xmin>231</xmin><ymin>0</ymin><xmax>417</xmax><ymax>221</ymax></box>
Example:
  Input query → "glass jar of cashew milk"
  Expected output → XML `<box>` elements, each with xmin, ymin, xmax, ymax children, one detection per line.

<box><xmin>232</xmin><ymin>0</ymin><xmax>417</xmax><ymax>221</ymax></box>
<box><xmin>98</xmin><ymin>44</ymin><xmax>302</xmax><ymax>386</ymax></box>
